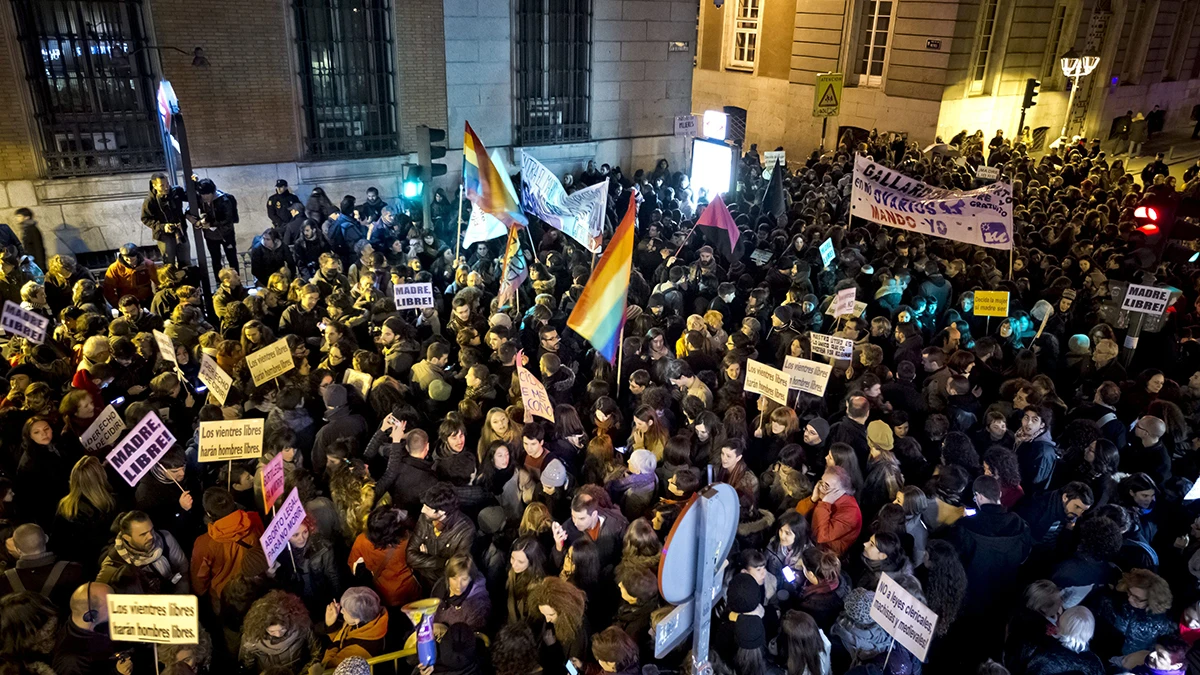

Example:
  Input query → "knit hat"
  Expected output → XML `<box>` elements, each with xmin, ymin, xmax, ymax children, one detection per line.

<box><xmin>843</xmin><ymin>587</ymin><xmax>876</xmax><ymax>626</ymax></box>
<box><xmin>1062</xmin><ymin>288</ymin><xmax>1078</xmax><ymax>302</ymax></box>
<box><xmin>726</xmin><ymin>573</ymin><xmax>763</xmax><ymax>614</ymax></box>
<box><xmin>489</xmin><ymin>313</ymin><xmax>512</xmax><ymax>329</ymax></box>
<box><xmin>334</xmin><ymin>657</ymin><xmax>371</xmax><ymax>675</ymax></box>
<box><xmin>734</xmin><ymin>615</ymin><xmax>767</xmax><ymax>650</ymax></box>
<box><xmin>698</xmin><ymin>245</ymin><xmax>715</xmax><ymax>256</ymax></box>
<box><xmin>806</xmin><ymin>417</ymin><xmax>830</xmax><ymax>443</ymax></box>
<box><xmin>1030</xmin><ymin>299</ymin><xmax>1055</xmax><ymax>322</ymax></box>
<box><xmin>626</xmin><ymin>305</ymin><xmax>644</xmax><ymax>322</ymax></box>
<box><xmin>322</xmin><ymin>384</ymin><xmax>347</xmax><ymax>409</ymax></box>
<box><xmin>1094</xmin><ymin>338</ymin><xmax>1119</xmax><ymax>361</ymax></box>
<box><xmin>867</xmin><ymin>420</ymin><xmax>894</xmax><ymax>452</ymax></box>
<box><xmin>429</xmin><ymin>379</ymin><xmax>452</xmax><ymax>402</ymax></box>
<box><xmin>383</xmin><ymin>316</ymin><xmax>405</xmax><ymax>335</ymax></box>
<box><xmin>1068</xmin><ymin>334</ymin><xmax>1091</xmax><ymax>355</ymax></box>
<box><xmin>541</xmin><ymin>459</ymin><xmax>568</xmax><ymax>488</ymax></box>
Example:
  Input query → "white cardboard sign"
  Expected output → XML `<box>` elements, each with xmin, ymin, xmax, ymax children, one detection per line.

<box><xmin>783</xmin><ymin>356</ymin><xmax>833</xmax><ymax>396</ymax></box>
<box><xmin>106</xmin><ymin>412</ymin><xmax>177</xmax><ymax>487</ymax></box>
<box><xmin>198</xmin><ymin>418</ymin><xmax>264</xmax><ymax>462</ymax></box>
<box><xmin>1121</xmin><ymin>283</ymin><xmax>1170</xmax><ymax>316</ymax></box>
<box><xmin>81</xmin><ymin>404</ymin><xmax>126</xmax><ymax>453</ymax></box>
<box><xmin>744</xmin><ymin>359</ymin><xmax>790</xmax><ymax>404</ymax></box>
<box><xmin>0</xmin><ymin>301</ymin><xmax>48</xmax><ymax>344</ymax></box>
<box><xmin>198</xmin><ymin>353</ymin><xmax>233</xmax><ymax>406</ymax></box>
<box><xmin>107</xmin><ymin>594</ymin><xmax>198</xmax><ymax>644</ymax></box>
<box><xmin>393</xmin><ymin>282</ymin><xmax>435</xmax><ymax>310</ymax></box>
<box><xmin>261</xmin><ymin>488</ymin><xmax>305</xmax><ymax>566</ymax></box>
<box><xmin>245</xmin><ymin>338</ymin><xmax>295</xmax><ymax>386</ymax></box>
<box><xmin>870</xmin><ymin>572</ymin><xmax>939</xmax><ymax>662</ymax></box>
<box><xmin>810</xmin><ymin>332</ymin><xmax>854</xmax><ymax>360</ymax></box>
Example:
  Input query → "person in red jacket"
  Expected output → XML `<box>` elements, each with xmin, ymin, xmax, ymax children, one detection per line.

<box><xmin>796</xmin><ymin>465</ymin><xmax>863</xmax><ymax>556</ymax></box>
<box><xmin>103</xmin><ymin>243</ymin><xmax>158</xmax><ymax>306</ymax></box>
<box><xmin>191</xmin><ymin>487</ymin><xmax>265</xmax><ymax>608</ymax></box>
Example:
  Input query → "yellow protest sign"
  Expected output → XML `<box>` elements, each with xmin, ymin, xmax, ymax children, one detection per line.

<box><xmin>973</xmin><ymin>290</ymin><xmax>1010</xmax><ymax>317</ymax></box>
<box><xmin>813</xmin><ymin>73</ymin><xmax>843</xmax><ymax>118</ymax></box>
<box><xmin>198</xmin><ymin>419</ymin><xmax>265</xmax><ymax>462</ymax></box>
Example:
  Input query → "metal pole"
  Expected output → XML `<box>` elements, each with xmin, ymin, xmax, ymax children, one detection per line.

<box><xmin>691</xmin><ymin>489</ymin><xmax>716</xmax><ymax>675</ymax></box>
<box><xmin>1061</xmin><ymin>75</ymin><xmax>1080</xmax><ymax>138</ymax></box>
<box><xmin>175</xmin><ymin>113</ymin><xmax>215</xmax><ymax>323</ymax></box>
<box><xmin>454</xmin><ymin>186</ymin><xmax>465</xmax><ymax>263</ymax></box>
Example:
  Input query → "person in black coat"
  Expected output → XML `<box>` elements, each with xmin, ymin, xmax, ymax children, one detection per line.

<box><xmin>249</xmin><ymin>229</ymin><xmax>288</xmax><ymax>287</ymax></box>
<box><xmin>141</xmin><ymin>173</ymin><xmax>191</xmax><ymax>267</ymax></box>
<box><xmin>1122</xmin><ymin>416</ymin><xmax>1172</xmax><ymax>487</ymax></box>
<box><xmin>266</xmin><ymin>179</ymin><xmax>302</xmax><ymax>228</ymax></box>
<box><xmin>1016</xmin><ymin>481</ymin><xmax>1094</xmax><ymax>572</ymax></box>
<box><xmin>370</xmin><ymin>427</ymin><xmax>437</xmax><ymax>515</ymax></box>
<box><xmin>550</xmin><ymin>491</ymin><xmax>629</xmax><ymax>573</ymax></box>
<box><xmin>16</xmin><ymin>417</ymin><xmax>73</xmax><ymax>528</ymax></box>
<box><xmin>1016</xmin><ymin>405</ymin><xmax>1058</xmax><ymax>494</ymax></box>
<box><xmin>946</xmin><ymin>476</ymin><xmax>1034</xmax><ymax>659</ymax></box>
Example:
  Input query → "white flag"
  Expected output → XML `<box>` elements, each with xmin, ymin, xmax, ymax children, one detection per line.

<box><xmin>520</xmin><ymin>154</ymin><xmax>607</xmax><ymax>252</ymax></box>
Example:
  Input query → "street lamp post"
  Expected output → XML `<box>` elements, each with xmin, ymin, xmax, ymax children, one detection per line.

<box><xmin>1060</xmin><ymin>48</ymin><xmax>1101</xmax><ymax>138</ymax></box>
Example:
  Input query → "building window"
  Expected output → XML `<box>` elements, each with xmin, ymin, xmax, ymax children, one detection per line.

<box><xmin>969</xmin><ymin>0</ymin><xmax>1000</xmax><ymax>93</ymax></box>
<box><xmin>728</xmin><ymin>0</ymin><xmax>761</xmax><ymax>71</ymax></box>
<box><xmin>514</xmin><ymin>0</ymin><xmax>592</xmax><ymax>146</ymax></box>
<box><xmin>857</xmin><ymin>0</ymin><xmax>893</xmax><ymax>87</ymax></box>
<box><xmin>293</xmin><ymin>0</ymin><xmax>397</xmax><ymax>159</ymax></box>
<box><xmin>10</xmin><ymin>0</ymin><xmax>162</xmax><ymax>178</ymax></box>
<box><xmin>1041</xmin><ymin>4</ymin><xmax>1068</xmax><ymax>81</ymax></box>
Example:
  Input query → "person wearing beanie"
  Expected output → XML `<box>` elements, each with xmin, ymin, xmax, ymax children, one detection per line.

<box><xmin>803</xmin><ymin>418</ymin><xmax>831</xmax><ymax>463</ymax></box>
<box><xmin>541</xmin><ymin>458</ymin><xmax>570</xmax><ymax>494</ymax></box>
<box><xmin>866</xmin><ymin>420</ymin><xmax>894</xmax><ymax>454</ymax></box>
<box><xmin>830</xmin><ymin>587</ymin><xmax>892</xmax><ymax>664</ymax></box>
<box><xmin>190</xmin><ymin>487</ymin><xmax>265</xmax><ymax>609</ymax></box>
<box><xmin>312</xmin><ymin>384</ymin><xmax>367</xmax><ymax>476</ymax></box>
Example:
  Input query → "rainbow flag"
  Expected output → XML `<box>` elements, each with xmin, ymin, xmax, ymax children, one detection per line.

<box><xmin>567</xmin><ymin>194</ymin><xmax>635</xmax><ymax>363</ymax></box>
<box><xmin>463</xmin><ymin>122</ymin><xmax>527</xmax><ymax>226</ymax></box>
<box><xmin>498</xmin><ymin>223</ymin><xmax>527</xmax><ymax>303</ymax></box>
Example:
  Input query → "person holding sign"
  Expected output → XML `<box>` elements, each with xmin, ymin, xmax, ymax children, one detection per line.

<box><xmin>190</xmin><ymin>488</ymin><xmax>264</xmax><ymax>610</ymax></box>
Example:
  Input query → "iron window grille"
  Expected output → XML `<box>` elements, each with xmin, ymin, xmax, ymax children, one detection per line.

<box><xmin>514</xmin><ymin>0</ymin><xmax>592</xmax><ymax>146</ymax></box>
<box><xmin>10</xmin><ymin>0</ymin><xmax>163</xmax><ymax>178</ymax></box>
<box><xmin>293</xmin><ymin>0</ymin><xmax>398</xmax><ymax>159</ymax></box>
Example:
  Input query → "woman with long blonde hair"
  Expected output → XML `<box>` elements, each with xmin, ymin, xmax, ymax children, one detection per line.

<box><xmin>53</xmin><ymin>456</ymin><xmax>118</xmax><ymax>575</ymax></box>
<box><xmin>477</xmin><ymin>407</ymin><xmax>522</xmax><ymax>461</ymax></box>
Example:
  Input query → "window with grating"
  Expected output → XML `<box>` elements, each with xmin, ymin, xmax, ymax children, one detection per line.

<box><xmin>514</xmin><ymin>0</ymin><xmax>592</xmax><ymax>146</ymax></box>
<box><xmin>293</xmin><ymin>0</ymin><xmax>398</xmax><ymax>159</ymax></box>
<box><xmin>10</xmin><ymin>0</ymin><xmax>163</xmax><ymax>178</ymax></box>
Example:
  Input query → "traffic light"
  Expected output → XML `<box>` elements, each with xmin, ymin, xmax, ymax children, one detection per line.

<box><xmin>415</xmin><ymin>126</ymin><xmax>447</xmax><ymax>230</ymax></box>
<box><xmin>1022</xmin><ymin>78</ymin><xmax>1040</xmax><ymax>109</ymax></box>
<box><xmin>1134</xmin><ymin>204</ymin><xmax>1160</xmax><ymax>235</ymax></box>
<box><xmin>402</xmin><ymin>165</ymin><xmax>424</xmax><ymax>201</ymax></box>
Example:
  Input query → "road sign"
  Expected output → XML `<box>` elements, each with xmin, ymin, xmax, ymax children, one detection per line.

<box><xmin>656</xmin><ymin>483</ymin><xmax>740</xmax><ymax>664</ymax></box>
<box><xmin>813</xmin><ymin>73</ymin><xmax>843</xmax><ymax>118</ymax></box>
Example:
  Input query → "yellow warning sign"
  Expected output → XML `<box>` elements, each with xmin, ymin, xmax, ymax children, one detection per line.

<box><xmin>813</xmin><ymin>73</ymin><xmax>843</xmax><ymax>118</ymax></box>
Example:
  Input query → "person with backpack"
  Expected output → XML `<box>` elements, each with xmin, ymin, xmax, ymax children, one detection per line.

<box><xmin>0</xmin><ymin>523</ymin><xmax>83</xmax><ymax>609</ymax></box>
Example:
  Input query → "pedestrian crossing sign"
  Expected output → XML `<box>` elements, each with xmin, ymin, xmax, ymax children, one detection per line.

<box><xmin>813</xmin><ymin>73</ymin><xmax>843</xmax><ymax>118</ymax></box>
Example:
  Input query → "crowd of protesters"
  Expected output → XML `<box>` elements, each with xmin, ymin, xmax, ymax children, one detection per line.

<box><xmin>0</xmin><ymin>125</ymin><xmax>1197</xmax><ymax>675</ymax></box>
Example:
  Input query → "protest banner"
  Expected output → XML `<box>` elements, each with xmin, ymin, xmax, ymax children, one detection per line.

<box><xmin>810</xmin><ymin>333</ymin><xmax>854</xmax><ymax>360</ymax></box>
<box><xmin>1121</xmin><ymin>283</ymin><xmax>1171</xmax><ymax>316</ymax></box>
<box><xmin>246</xmin><ymin>338</ymin><xmax>294</xmax><ymax>386</ymax></box>
<box><xmin>825</xmin><ymin>300</ymin><xmax>866</xmax><ymax>318</ymax></box>
<box><xmin>820</xmin><ymin>238</ymin><xmax>836</xmax><ymax>267</ymax></box>
<box><xmin>261</xmin><ymin>488</ymin><xmax>305</xmax><ymax>565</ymax></box>
<box><xmin>153</xmin><ymin>330</ymin><xmax>176</xmax><ymax>363</ymax></box>
<box><xmin>973</xmin><ymin>290</ymin><xmax>1010</xmax><ymax>317</ymax></box>
<box><xmin>744</xmin><ymin>359</ymin><xmax>790</xmax><ymax>404</ymax></box>
<box><xmin>521</xmin><ymin>154</ymin><xmax>607</xmax><ymax>252</ymax></box>
<box><xmin>81</xmin><ymin>404</ymin><xmax>125</xmax><ymax>453</ymax></box>
<box><xmin>750</xmin><ymin>249</ymin><xmax>772</xmax><ymax>265</ymax></box>
<box><xmin>198</xmin><ymin>353</ymin><xmax>233</xmax><ymax>405</ymax></box>
<box><xmin>0</xmin><ymin>301</ymin><xmax>48</xmax><ymax>344</ymax></box>
<box><xmin>834</xmin><ymin>288</ymin><xmax>857</xmax><ymax>317</ymax></box>
<box><xmin>198</xmin><ymin>419</ymin><xmax>264</xmax><ymax>462</ymax></box>
<box><xmin>393</xmin><ymin>282</ymin><xmax>435</xmax><ymax>310</ymax></box>
<box><xmin>516</xmin><ymin>350</ymin><xmax>555</xmax><ymax>422</ymax></box>
<box><xmin>343</xmin><ymin>369</ymin><xmax>373</xmax><ymax>398</ymax></box>
<box><xmin>107</xmin><ymin>594</ymin><xmax>198</xmax><ymax>644</ymax></box>
<box><xmin>783</xmin><ymin>357</ymin><xmax>833</xmax><ymax>396</ymax></box>
<box><xmin>106</xmin><ymin>412</ymin><xmax>176</xmax><ymax>487</ymax></box>
<box><xmin>261</xmin><ymin>452</ymin><xmax>286</xmax><ymax>512</ymax></box>
<box><xmin>674</xmin><ymin>114</ymin><xmax>698</xmax><ymax>136</ymax></box>
<box><xmin>851</xmin><ymin>154</ymin><xmax>1013</xmax><ymax>250</ymax></box>
<box><xmin>870</xmin><ymin>572</ymin><xmax>939</xmax><ymax>662</ymax></box>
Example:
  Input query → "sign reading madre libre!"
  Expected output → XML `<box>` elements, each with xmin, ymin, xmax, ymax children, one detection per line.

<box><xmin>246</xmin><ymin>338</ymin><xmax>295</xmax><ymax>386</ymax></box>
<box><xmin>0</xmin><ymin>300</ymin><xmax>48</xmax><ymax>344</ymax></box>
<box><xmin>1121</xmin><ymin>283</ymin><xmax>1171</xmax><ymax>316</ymax></box>
<box><xmin>106</xmin><ymin>412</ymin><xmax>176</xmax><ymax>487</ymax></box>
<box><xmin>393</xmin><ymin>282</ymin><xmax>435</xmax><ymax>310</ymax></box>
<box><xmin>107</xmin><ymin>593</ymin><xmax>198</xmax><ymax>644</ymax></box>
<box><xmin>198</xmin><ymin>418</ymin><xmax>264</xmax><ymax>462</ymax></box>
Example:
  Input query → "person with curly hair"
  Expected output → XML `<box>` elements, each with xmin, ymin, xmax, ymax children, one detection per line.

<box><xmin>982</xmin><ymin>446</ymin><xmax>1024</xmax><ymax>509</ymax></box>
<box><xmin>491</xmin><ymin>622</ymin><xmax>544</xmax><ymax>675</ymax></box>
<box><xmin>1091</xmin><ymin>568</ymin><xmax>1175</xmax><ymax>659</ymax></box>
<box><xmin>1050</xmin><ymin>516</ymin><xmax>1122</xmax><ymax>608</ymax></box>
<box><xmin>591</xmin><ymin>626</ymin><xmax>641</xmax><ymax>675</ymax></box>
<box><xmin>919</xmin><ymin>539</ymin><xmax>967</xmax><ymax>640</ymax></box>
<box><xmin>238</xmin><ymin>590</ymin><xmax>322</xmax><ymax>674</ymax></box>
<box><xmin>526</xmin><ymin>576</ymin><xmax>589</xmax><ymax>671</ymax></box>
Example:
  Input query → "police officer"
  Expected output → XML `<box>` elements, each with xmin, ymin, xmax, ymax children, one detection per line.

<box><xmin>267</xmin><ymin>179</ymin><xmax>302</xmax><ymax>230</ymax></box>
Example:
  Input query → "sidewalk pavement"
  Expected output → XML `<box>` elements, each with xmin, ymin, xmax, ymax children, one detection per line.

<box><xmin>1116</xmin><ymin>125</ymin><xmax>1200</xmax><ymax>179</ymax></box>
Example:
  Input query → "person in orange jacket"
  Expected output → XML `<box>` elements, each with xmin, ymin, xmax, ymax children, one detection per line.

<box><xmin>191</xmin><ymin>487</ymin><xmax>265</xmax><ymax>607</ymax></box>
<box><xmin>103</xmin><ymin>243</ymin><xmax>158</xmax><ymax>306</ymax></box>
<box><xmin>796</xmin><ymin>465</ymin><xmax>863</xmax><ymax>556</ymax></box>
<box><xmin>348</xmin><ymin>505</ymin><xmax>422</xmax><ymax>608</ymax></box>
<box><xmin>322</xmin><ymin>586</ymin><xmax>390</xmax><ymax>668</ymax></box>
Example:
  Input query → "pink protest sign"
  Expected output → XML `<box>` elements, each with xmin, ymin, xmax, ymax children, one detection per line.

<box><xmin>261</xmin><ymin>452</ymin><xmax>286</xmax><ymax>511</ymax></box>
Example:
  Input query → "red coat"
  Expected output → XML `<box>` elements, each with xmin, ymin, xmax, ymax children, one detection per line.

<box><xmin>798</xmin><ymin>493</ymin><xmax>862</xmax><ymax>556</ymax></box>
<box><xmin>103</xmin><ymin>259</ymin><xmax>157</xmax><ymax>305</ymax></box>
